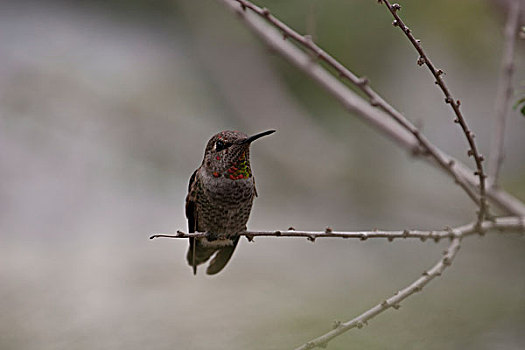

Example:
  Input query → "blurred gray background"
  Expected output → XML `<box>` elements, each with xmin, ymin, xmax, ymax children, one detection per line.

<box><xmin>1</xmin><ymin>0</ymin><xmax>524</xmax><ymax>349</ymax></box>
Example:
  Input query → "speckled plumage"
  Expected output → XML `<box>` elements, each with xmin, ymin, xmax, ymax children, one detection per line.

<box><xmin>185</xmin><ymin>130</ymin><xmax>275</xmax><ymax>275</ymax></box>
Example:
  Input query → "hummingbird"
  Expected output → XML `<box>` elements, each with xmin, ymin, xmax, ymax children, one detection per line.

<box><xmin>185</xmin><ymin>129</ymin><xmax>275</xmax><ymax>275</ymax></box>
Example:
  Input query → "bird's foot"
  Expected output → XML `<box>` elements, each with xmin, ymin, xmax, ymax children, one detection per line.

<box><xmin>202</xmin><ymin>232</ymin><xmax>219</xmax><ymax>242</ymax></box>
<box><xmin>205</xmin><ymin>232</ymin><xmax>223</xmax><ymax>241</ymax></box>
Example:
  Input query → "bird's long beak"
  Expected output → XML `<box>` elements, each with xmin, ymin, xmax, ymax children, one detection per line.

<box><xmin>240</xmin><ymin>130</ymin><xmax>276</xmax><ymax>144</ymax></box>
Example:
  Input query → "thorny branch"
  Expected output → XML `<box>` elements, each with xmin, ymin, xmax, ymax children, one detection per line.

<box><xmin>296</xmin><ymin>238</ymin><xmax>462</xmax><ymax>350</ymax></box>
<box><xmin>151</xmin><ymin>216</ymin><xmax>525</xmax><ymax>242</ymax></box>
<box><xmin>488</xmin><ymin>0</ymin><xmax>521</xmax><ymax>185</ymax></box>
<box><xmin>380</xmin><ymin>0</ymin><xmax>488</xmax><ymax>226</ymax></box>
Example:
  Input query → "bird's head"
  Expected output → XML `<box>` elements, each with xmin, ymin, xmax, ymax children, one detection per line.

<box><xmin>202</xmin><ymin>130</ymin><xmax>275</xmax><ymax>180</ymax></box>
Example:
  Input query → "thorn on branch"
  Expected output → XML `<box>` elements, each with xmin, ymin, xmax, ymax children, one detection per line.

<box><xmin>357</xmin><ymin>77</ymin><xmax>369</xmax><ymax>86</ymax></box>
<box><xmin>245</xmin><ymin>234</ymin><xmax>254</xmax><ymax>242</ymax></box>
<box><xmin>436</xmin><ymin>69</ymin><xmax>444</xmax><ymax>76</ymax></box>
<box><xmin>445</xmin><ymin>97</ymin><xmax>453</xmax><ymax>104</ymax></box>
<box><xmin>261</xmin><ymin>7</ymin><xmax>270</xmax><ymax>17</ymax></box>
<box><xmin>325</xmin><ymin>227</ymin><xmax>332</xmax><ymax>233</ymax></box>
<box><xmin>468</xmin><ymin>150</ymin><xmax>474</xmax><ymax>157</ymax></box>
<box><xmin>332</xmin><ymin>320</ymin><xmax>342</xmax><ymax>329</ymax></box>
<box><xmin>392</xmin><ymin>3</ymin><xmax>401</xmax><ymax>11</ymax></box>
<box><xmin>417</xmin><ymin>56</ymin><xmax>426</xmax><ymax>66</ymax></box>
<box><xmin>444</xmin><ymin>226</ymin><xmax>456</xmax><ymax>238</ymax></box>
<box><xmin>307</xmin><ymin>235</ymin><xmax>316</xmax><ymax>242</ymax></box>
<box><xmin>288</xmin><ymin>226</ymin><xmax>295</xmax><ymax>230</ymax></box>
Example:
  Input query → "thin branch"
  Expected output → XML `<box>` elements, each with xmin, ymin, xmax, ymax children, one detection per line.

<box><xmin>295</xmin><ymin>237</ymin><xmax>462</xmax><ymax>350</ymax></box>
<box><xmin>217</xmin><ymin>0</ymin><xmax>525</xmax><ymax>216</ymax></box>
<box><xmin>150</xmin><ymin>216</ymin><xmax>525</xmax><ymax>242</ymax></box>
<box><xmin>488</xmin><ymin>0</ymin><xmax>521</xmax><ymax>185</ymax></box>
<box><xmin>381</xmin><ymin>0</ymin><xmax>488</xmax><ymax>226</ymax></box>
<box><xmin>151</xmin><ymin>229</ymin><xmax>453</xmax><ymax>242</ymax></box>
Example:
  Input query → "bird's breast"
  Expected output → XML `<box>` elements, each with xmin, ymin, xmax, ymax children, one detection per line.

<box><xmin>195</xmin><ymin>169</ymin><xmax>255</xmax><ymax>234</ymax></box>
<box><xmin>200</xmin><ymin>169</ymin><xmax>255</xmax><ymax>204</ymax></box>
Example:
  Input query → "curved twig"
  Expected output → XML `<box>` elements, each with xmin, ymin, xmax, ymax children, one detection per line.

<box><xmin>381</xmin><ymin>0</ymin><xmax>488</xmax><ymax>225</ymax></box>
<box><xmin>295</xmin><ymin>237</ymin><xmax>462</xmax><ymax>350</ymax></box>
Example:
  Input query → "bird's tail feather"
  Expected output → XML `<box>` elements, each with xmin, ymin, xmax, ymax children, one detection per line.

<box><xmin>186</xmin><ymin>237</ymin><xmax>239</xmax><ymax>275</ymax></box>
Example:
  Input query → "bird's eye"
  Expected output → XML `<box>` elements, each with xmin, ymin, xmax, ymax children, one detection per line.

<box><xmin>215</xmin><ymin>140</ymin><xmax>226</xmax><ymax>151</ymax></box>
